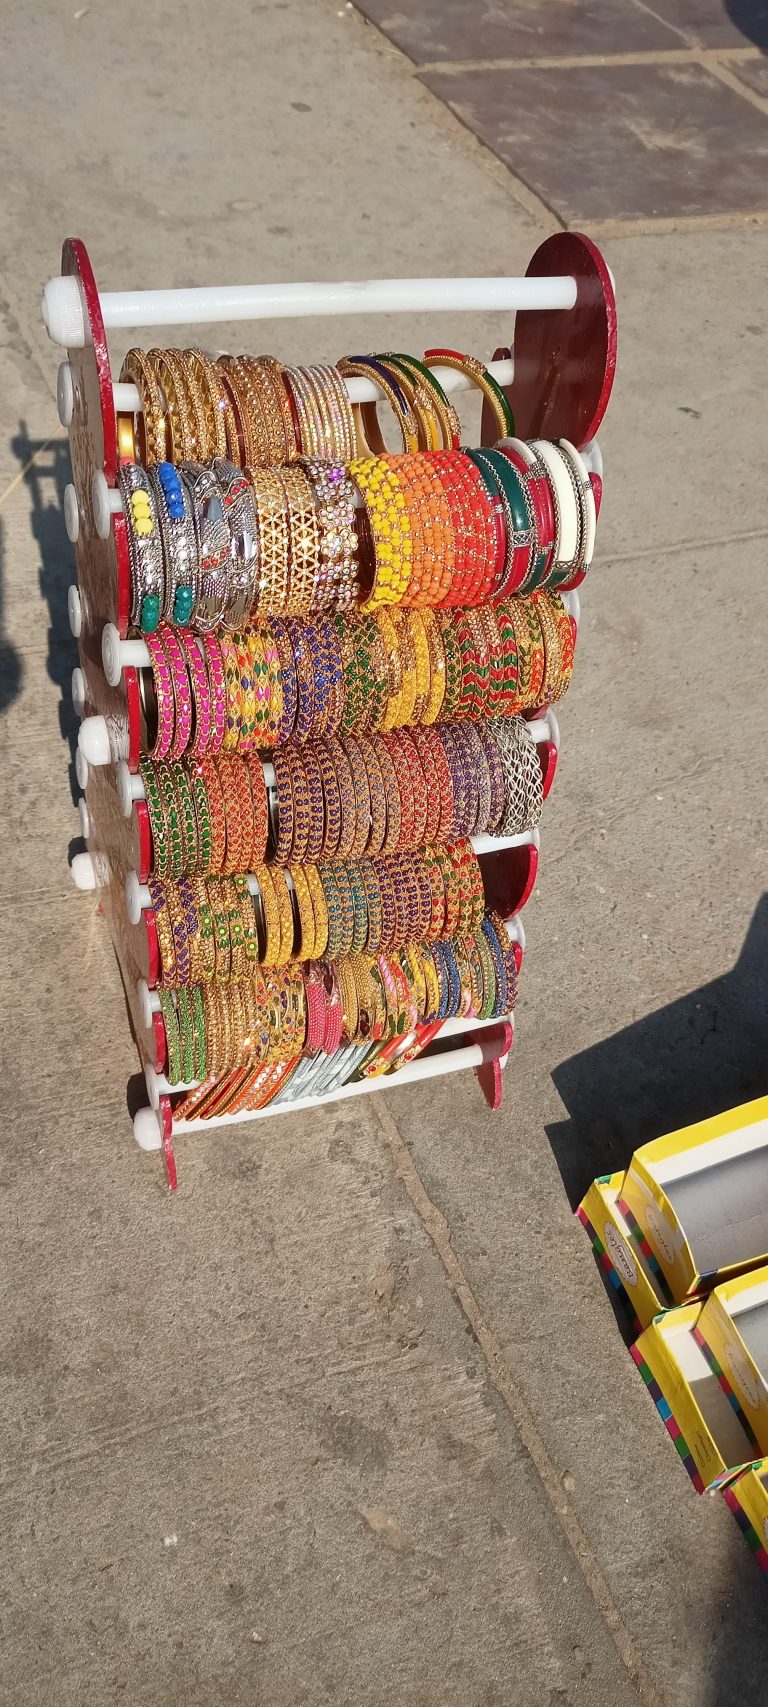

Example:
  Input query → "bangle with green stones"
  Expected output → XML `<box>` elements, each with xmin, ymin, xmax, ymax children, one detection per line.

<box><xmin>423</xmin><ymin>348</ymin><xmax>515</xmax><ymax>438</ymax></box>
<box><xmin>166</xmin><ymin>760</ymin><xmax>199</xmax><ymax>873</ymax></box>
<box><xmin>159</xmin><ymin>988</ymin><xmax>183</xmax><ymax>1084</ymax></box>
<box><xmin>188</xmin><ymin>984</ymin><xmax>207</xmax><ymax>1079</ymax></box>
<box><xmin>140</xmin><ymin>759</ymin><xmax>174</xmax><ymax>878</ymax></box>
<box><xmin>188</xmin><ymin>764</ymin><xmax>214</xmax><ymax>876</ymax></box>
<box><xmin>175</xmin><ymin>987</ymin><xmax>196</xmax><ymax>1082</ymax></box>
<box><xmin>381</xmin><ymin>353</ymin><xmax>461</xmax><ymax>449</ymax></box>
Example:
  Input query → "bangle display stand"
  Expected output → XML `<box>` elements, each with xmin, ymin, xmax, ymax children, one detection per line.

<box><xmin>43</xmin><ymin>232</ymin><xmax>616</xmax><ymax>1185</ymax></box>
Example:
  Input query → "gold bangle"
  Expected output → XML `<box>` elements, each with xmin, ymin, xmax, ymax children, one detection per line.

<box><xmin>291</xmin><ymin>864</ymin><xmax>317</xmax><ymax>961</ymax></box>
<box><xmin>305</xmin><ymin>863</ymin><xmax>329</xmax><ymax>958</ymax></box>
<box><xmin>119</xmin><ymin>349</ymin><xmax>167</xmax><ymax>462</ymax></box>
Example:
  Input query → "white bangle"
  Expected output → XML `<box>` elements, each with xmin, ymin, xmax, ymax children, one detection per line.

<box><xmin>530</xmin><ymin>439</ymin><xmax>580</xmax><ymax>572</ymax></box>
<box><xmin>558</xmin><ymin>438</ymin><xmax>597</xmax><ymax>567</ymax></box>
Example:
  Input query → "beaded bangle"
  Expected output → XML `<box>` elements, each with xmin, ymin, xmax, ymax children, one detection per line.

<box><xmin>349</xmin><ymin>735</ymin><xmax>383</xmax><ymax>857</ymax></box>
<box><xmin>271</xmin><ymin>869</ymin><xmax>296</xmax><ymax>967</ymax></box>
<box><xmin>302</xmin><ymin>744</ymin><xmax>326</xmax><ymax>865</ymax></box>
<box><xmin>305</xmin><ymin>865</ymin><xmax>329</xmax><ymax>959</ymax></box>
<box><xmin>271</xmin><ymin>747</ymin><xmax>297</xmax><ymax>865</ymax></box>
<box><xmin>374</xmin><ymin>608</ymin><xmax>403</xmax><ymax>731</ymax></box>
<box><xmin>337</xmin><ymin>735</ymin><xmax>373</xmax><ymax>859</ymax></box>
<box><xmin>410</xmin><ymin>727</ymin><xmax>442</xmax><ymax>844</ymax></box>
<box><xmin>314</xmin><ymin>742</ymin><xmax>342</xmax><ymax>860</ymax></box>
<box><xmin>370</xmin><ymin>734</ymin><xmax>402</xmax><ymax>855</ymax></box>
<box><xmin>285</xmin><ymin>617</ymin><xmax>317</xmax><ymax>743</ymax></box>
<box><xmin>326</xmin><ymin>735</ymin><xmax>357</xmax><ymax>859</ymax></box>
<box><xmin>437</xmin><ymin>611</ymin><xmax>463</xmax><ymax>720</ymax></box>
<box><xmin>382</xmin><ymin>731</ymin><xmax>415</xmax><ymax>849</ymax></box>
<box><xmin>350</xmin><ymin>457</ymin><xmax>413</xmax><ymax>608</ymax></box>
<box><xmin>319</xmin><ymin>865</ymin><xmax>345</xmax><ymax>961</ymax></box>
<box><xmin>476</xmin><ymin>724</ymin><xmax>506</xmax><ymax>832</ymax></box>
<box><xmin>269</xmin><ymin>617</ymin><xmax>298</xmax><ymax>743</ymax></box>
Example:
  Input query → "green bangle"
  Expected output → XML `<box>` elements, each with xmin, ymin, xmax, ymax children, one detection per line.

<box><xmin>167</xmin><ymin>760</ymin><xmax>199</xmax><ymax>874</ymax></box>
<box><xmin>141</xmin><ymin>760</ymin><xmax>174</xmax><ymax>878</ymax></box>
<box><xmin>189</xmin><ymin>984</ymin><xmax>207</xmax><ymax>1079</ymax></box>
<box><xmin>160</xmin><ymin>988</ymin><xmax>182</xmax><ymax>1084</ymax></box>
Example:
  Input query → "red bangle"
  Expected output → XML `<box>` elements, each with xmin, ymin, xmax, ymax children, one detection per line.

<box><xmin>410</xmin><ymin>727</ymin><xmax>443</xmax><ymax>844</ymax></box>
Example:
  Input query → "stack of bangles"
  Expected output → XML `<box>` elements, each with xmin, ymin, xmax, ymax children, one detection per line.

<box><xmin>119</xmin><ymin>345</ymin><xmax>513</xmax><ymax>469</ymax></box>
<box><xmin>138</xmin><ymin>591</ymin><xmax>574</xmax><ymax>760</ymax></box>
<box><xmin>120</xmin><ymin>438</ymin><xmax>595</xmax><ymax>632</ymax></box>
<box><xmin>139</xmin><ymin>718</ymin><xmax>544</xmax><ymax>878</ymax></box>
<box><xmin>159</xmin><ymin>907</ymin><xmax>519</xmax><ymax>1108</ymax></box>
<box><xmin>147</xmin><ymin>840</ymin><xmax>487</xmax><ymax>980</ymax></box>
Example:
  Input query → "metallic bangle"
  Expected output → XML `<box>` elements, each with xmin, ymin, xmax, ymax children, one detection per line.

<box><xmin>181</xmin><ymin>349</ymin><xmax>229</xmax><ymax>459</ymax></box>
<box><xmin>279</xmin><ymin>465</ymin><xmax>321</xmax><ymax>615</ymax></box>
<box><xmin>252</xmin><ymin>863</ymin><xmax>282</xmax><ymax>966</ymax></box>
<box><xmin>284</xmin><ymin>617</ymin><xmax>317</xmax><ymax>743</ymax></box>
<box><xmin>213</xmin><ymin>460</ymin><xmax>259</xmax><ymax>630</ymax></box>
<box><xmin>119</xmin><ymin>462</ymin><xmax>165</xmax><ymax>633</ymax></box>
<box><xmin>220</xmin><ymin>634</ymin><xmax>244</xmax><ymax>753</ymax></box>
<box><xmin>248</xmin><ymin>467</ymin><xmax>290</xmax><ymax>615</ymax></box>
<box><xmin>181</xmin><ymin>461</ymin><xmax>232</xmax><ymax>633</ymax></box>
<box><xmin>337</xmin><ymin>356</ymin><xmax>419</xmax><ymax>455</ymax></box>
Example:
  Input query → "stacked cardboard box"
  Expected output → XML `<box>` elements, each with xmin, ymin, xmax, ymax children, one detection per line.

<box><xmin>578</xmin><ymin>1096</ymin><xmax>768</xmax><ymax>1576</ymax></box>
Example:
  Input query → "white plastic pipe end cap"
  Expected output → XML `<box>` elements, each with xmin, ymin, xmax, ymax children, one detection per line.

<box><xmin>92</xmin><ymin>470</ymin><xmax>112</xmax><ymax>540</ymax></box>
<box><xmin>68</xmin><ymin>584</ymin><xmax>82</xmax><ymax>637</ymax></box>
<box><xmin>78</xmin><ymin>796</ymin><xmax>90</xmax><ymax>840</ymax></box>
<box><xmin>72</xmin><ymin>666</ymin><xmax>86</xmax><ymax>719</ymax></box>
<box><xmin>57</xmin><ymin>361</ymin><xmax>75</xmax><ymax>428</ymax></box>
<box><xmin>41</xmin><ymin>276</ymin><xmax>86</xmax><ymax>347</ymax></box>
<box><xmin>145</xmin><ymin>1063</ymin><xmax>161</xmax><ymax>1111</ymax></box>
<box><xmin>137</xmin><ymin>977</ymin><xmax>154</xmax><ymax>1030</ymax></box>
<box><xmin>125</xmin><ymin>870</ymin><xmax>142</xmax><ymax>926</ymax></box>
<box><xmin>71</xmin><ymin>851</ymin><xmax>97</xmax><ymax>890</ymax></box>
<box><xmin>64</xmin><ymin>483</ymin><xmax>80</xmax><ymax>543</ymax></box>
<box><xmin>134</xmin><ymin>1106</ymin><xmax>163</xmax><ymax>1151</ymax></box>
<box><xmin>547</xmin><ymin>707</ymin><xmax>560</xmax><ymax>752</ymax></box>
<box><xmin>78</xmin><ymin>715</ymin><xmax>110</xmax><ymax>766</ymax></box>
<box><xmin>75</xmin><ymin>746</ymin><xmax>89</xmax><ymax>791</ymax></box>
<box><xmin>116</xmin><ymin>760</ymin><xmax>133</xmax><ymax>818</ymax></box>
<box><xmin>102</xmin><ymin>623</ymin><xmax>122</xmax><ymax>687</ymax></box>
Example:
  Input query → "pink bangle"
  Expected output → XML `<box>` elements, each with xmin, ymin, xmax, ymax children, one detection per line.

<box><xmin>304</xmin><ymin>976</ymin><xmax>326</xmax><ymax>1052</ymax></box>
<box><xmin>200</xmin><ymin>633</ymin><xmax>226</xmax><ymax>752</ymax></box>
<box><xmin>146</xmin><ymin>632</ymin><xmax>176</xmax><ymax>761</ymax></box>
<box><xmin>181</xmin><ymin>633</ymin><xmax>213</xmax><ymax>756</ymax></box>
<box><xmin>160</xmin><ymin>628</ymin><xmax>193</xmax><ymax>758</ymax></box>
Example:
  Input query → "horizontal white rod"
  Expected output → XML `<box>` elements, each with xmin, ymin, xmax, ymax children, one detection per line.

<box><xmin>118</xmin><ymin>716</ymin><xmax>553</xmax><ymax>818</ymax></box>
<box><xmin>43</xmin><ymin>273</ymin><xmax>578</xmax><ymax>346</ymax></box>
<box><xmin>138</xmin><ymin>908</ymin><xmax>524</xmax><ymax>1029</ymax></box>
<box><xmin>128</xmin><ymin>828</ymin><xmax>538</xmax><ymax>923</ymax></box>
<box><xmin>147</xmin><ymin>1033</ymin><xmax>512</xmax><ymax>1137</ymax></box>
<box><xmin>111</xmin><ymin>359</ymin><xmax>516</xmax><ymax>416</ymax></box>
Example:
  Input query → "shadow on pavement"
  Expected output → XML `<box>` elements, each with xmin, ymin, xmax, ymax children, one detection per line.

<box><xmin>12</xmin><ymin>424</ymin><xmax>78</xmax><ymax>797</ymax></box>
<box><xmin>547</xmin><ymin>892</ymin><xmax>768</xmax><ymax>1210</ymax></box>
<box><xmin>0</xmin><ymin>513</ymin><xmax>23</xmax><ymax>715</ymax></box>
<box><xmin>726</xmin><ymin>0</ymin><xmax>768</xmax><ymax>49</ymax></box>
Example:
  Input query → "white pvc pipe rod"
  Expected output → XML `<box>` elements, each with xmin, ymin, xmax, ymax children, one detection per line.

<box><xmin>117</xmin><ymin>716</ymin><xmax>553</xmax><ymax>817</ymax></box>
<box><xmin>42</xmin><ymin>274</ymin><xmax>578</xmax><ymax>348</ymax></box>
<box><xmin>139</xmin><ymin>1031</ymin><xmax>512</xmax><ymax>1142</ymax></box>
<box><xmin>126</xmin><ymin>827</ymin><xmax>539</xmax><ymax>924</ymax></box>
<box><xmin>111</xmin><ymin>359</ymin><xmax>516</xmax><ymax>417</ymax></box>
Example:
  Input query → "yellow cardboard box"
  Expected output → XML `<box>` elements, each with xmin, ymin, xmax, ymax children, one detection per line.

<box><xmin>631</xmin><ymin>1301</ymin><xmax>762</xmax><ymax>1493</ymax></box>
<box><xmin>577</xmin><ymin>1172</ymin><xmax>672</xmax><ymax>1333</ymax></box>
<box><xmin>694</xmin><ymin>1267</ymin><xmax>768</xmax><ymax>1455</ymax></box>
<box><xmin>620</xmin><ymin>1097</ymin><xmax>768</xmax><ymax>1299</ymax></box>
<box><xmin>722</xmin><ymin>1462</ymin><xmax>768</xmax><ymax>1580</ymax></box>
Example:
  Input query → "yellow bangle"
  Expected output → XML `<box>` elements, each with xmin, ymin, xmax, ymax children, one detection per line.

<box><xmin>350</xmin><ymin>457</ymin><xmax>413</xmax><ymax>609</ymax></box>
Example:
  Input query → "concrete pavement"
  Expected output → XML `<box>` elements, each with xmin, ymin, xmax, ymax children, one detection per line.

<box><xmin>0</xmin><ymin>1</ymin><xmax>766</xmax><ymax>1701</ymax></box>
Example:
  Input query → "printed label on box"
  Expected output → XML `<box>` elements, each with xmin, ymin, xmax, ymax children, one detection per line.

<box><xmin>647</xmin><ymin>1202</ymin><xmax>677</xmax><ymax>1268</ymax></box>
<box><xmin>604</xmin><ymin>1221</ymin><xmax>637</xmax><ymax>1289</ymax></box>
<box><xmin>725</xmin><ymin>1341</ymin><xmax>763</xmax><ymax>1413</ymax></box>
